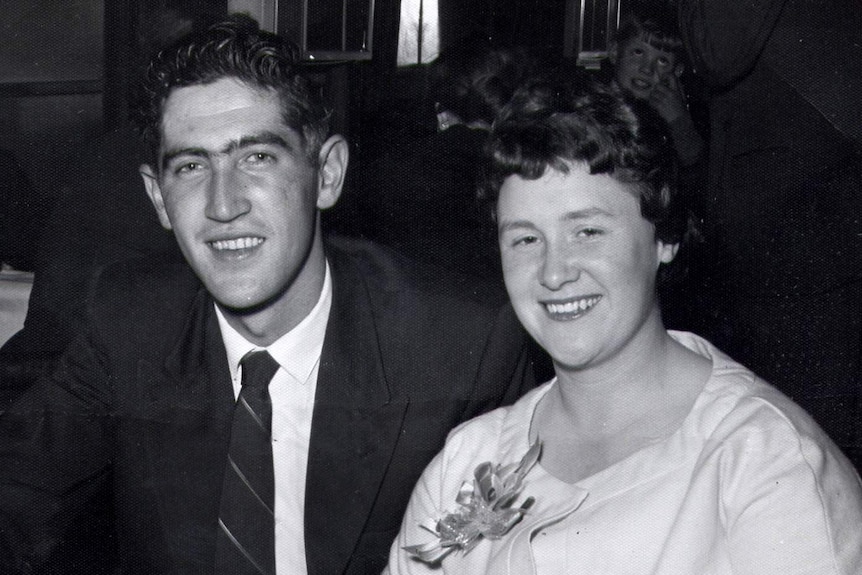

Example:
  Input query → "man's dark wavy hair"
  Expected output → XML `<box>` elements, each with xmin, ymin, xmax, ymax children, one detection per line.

<box><xmin>484</xmin><ymin>70</ymin><xmax>698</xmax><ymax>282</ymax></box>
<box><xmin>133</xmin><ymin>13</ymin><xmax>330</xmax><ymax>169</ymax></box>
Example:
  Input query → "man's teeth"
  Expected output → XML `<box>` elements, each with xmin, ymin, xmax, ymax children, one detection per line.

<box><xmin>545</xmin><ymin>296</ymin><xmax>601</xmax><ymax>315</ymax></box>
<box><xmin>209</xmin><ymin>237</ymin><xmax>263</xmax><ymax>250</ymax></box>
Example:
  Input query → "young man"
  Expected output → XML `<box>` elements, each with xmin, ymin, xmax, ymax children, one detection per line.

<box><xmin>0</xmin><ymin>16</ymin><xmax>534</xmax><ymax>575</ymax></box>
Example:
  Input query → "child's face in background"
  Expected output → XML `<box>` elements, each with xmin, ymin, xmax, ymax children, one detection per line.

<box><xmin>613</xmin><ymin>36</ymin><xmax>681</xmax><ymax>100</ymax></box>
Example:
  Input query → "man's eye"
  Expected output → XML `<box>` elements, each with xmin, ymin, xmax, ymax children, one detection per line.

<box><xmin>657</xmin><ymin>57</ymin><xmax>670</xmax><ymax>66</ymax></box>
<box><xmin>245</xmin><ymin>152</ymin><xmax>276</xmax><ymax>165</ymax></box>
<box><xmin>175</xmin><ymin>162</ymin><xmax>203</xmax><ymax>175</ymax></box>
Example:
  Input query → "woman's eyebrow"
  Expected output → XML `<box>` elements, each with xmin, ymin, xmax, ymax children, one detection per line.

<box><xmin>561</xmin><ymin>207</ymin><xmax>614</xmax><ymax>221</ymax></box>
<box><xmin>497</xmin><ymin>219</ymin><xmax>535</xmax><ymax>233</ymax></box>
<box><xmin>498</xmin><ymin>208</ymin><xmax>614</xmax><ymax>232</ymax></box>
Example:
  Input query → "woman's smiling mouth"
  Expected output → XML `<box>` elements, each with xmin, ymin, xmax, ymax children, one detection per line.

<box><xmin>543</xmin><ymin>295</ymin><xmax>602</xmax><ymax>319</ymax></box>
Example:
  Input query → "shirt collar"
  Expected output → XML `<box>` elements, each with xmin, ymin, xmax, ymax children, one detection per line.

<box><xmin>216</xmin><ymin>261</ymin><xmax>332</xmax><ymax>384</ymax></box>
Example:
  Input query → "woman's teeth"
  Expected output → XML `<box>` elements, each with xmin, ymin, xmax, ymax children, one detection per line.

<box><xmin>545</xmin><ymin>296</ymin><xmax>601</xmax><ymax>316</ymax></box>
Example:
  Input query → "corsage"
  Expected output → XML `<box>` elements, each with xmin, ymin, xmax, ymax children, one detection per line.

<box><xmin>404</xmin><ymin>441</ymin><xmax>541</xmax><ymax>564</ymax></box>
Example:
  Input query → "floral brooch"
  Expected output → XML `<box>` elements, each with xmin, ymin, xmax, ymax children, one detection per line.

<box><xmin>404</xmin><ymin>441</ymin><xmax>541</xmax><ymax>564</ymax></box>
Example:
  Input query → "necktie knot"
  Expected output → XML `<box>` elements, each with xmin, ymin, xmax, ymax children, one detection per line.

<box><xmin>240</xmin><ymin>350</ymin><xmax>280</xmax><ymax>390</ymax></box>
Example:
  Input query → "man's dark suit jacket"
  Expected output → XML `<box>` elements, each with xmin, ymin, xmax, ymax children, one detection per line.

<box><xmin>0</xmin><ymin>236</ymin><xmax>534</xmax><ymax>574</ymax></box>
<box><xmin>0</xmin><ymin>125</ymin><xmax>180</xmax><ymax>393</ymax></box>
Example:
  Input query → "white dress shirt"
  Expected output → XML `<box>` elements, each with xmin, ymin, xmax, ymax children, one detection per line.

<box><xmin>216</xmin><ymin>263</ymin><xmax>332</xmax><ymax>575</ymax></box>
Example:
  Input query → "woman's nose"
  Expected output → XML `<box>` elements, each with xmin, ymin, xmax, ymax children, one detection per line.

<box><xmin>539</xmin><ymin>244</ymin><xmax>580</xmax><ymax>290</ymax></box>
<box><xmin>205</xmin><ymin>169</ymin><xmax>251</xmax><ymax>222</ymax></box>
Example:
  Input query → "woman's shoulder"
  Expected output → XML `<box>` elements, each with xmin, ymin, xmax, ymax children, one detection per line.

<box><xmin>671</xmin><ymin>332</ymin><xmax>859</xmax><ymax>479</ymax></box>
<box><xmin>439</xmin><ymin>382</ymin><xmax>554</xmax><ymax>469</ymax></box>
<box><xmin>452</xmin><ymin>380</ymin><xmax>553</xmax><ymax>433</ymax></box>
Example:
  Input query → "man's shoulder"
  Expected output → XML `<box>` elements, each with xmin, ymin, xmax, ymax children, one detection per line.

<box><xmin>90</xmin><ymin>251</ymin><xmax>201</xmax><ymax>321</ymax></box>
<box><xmin>325</xmin><ymin>235</ymin><xmax>508</xmax><ymax>311</ymax></box>
<box><xmin>323</xmin><ymin>236</ymin><xmax>529</xmax><ymax>399</ymax></box>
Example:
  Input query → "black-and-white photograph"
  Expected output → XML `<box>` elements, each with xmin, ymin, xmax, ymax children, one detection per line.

<box><xmin>0</xmin><ymin>0</ymin><xmax>860</xmax><ymax>573</ymax></box>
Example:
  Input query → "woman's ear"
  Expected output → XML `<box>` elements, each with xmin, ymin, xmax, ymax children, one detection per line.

<box><xmin>657</xmin><ymin>240</ymin><xmax>679</xmax><ymax>265</ymax></box>
<box><xmin>316</xmin><ymin>135</ymin><xmax>349</xmax><ymax>210</ymax></box>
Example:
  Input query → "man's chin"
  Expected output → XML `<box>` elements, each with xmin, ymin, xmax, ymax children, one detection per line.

<box><xmin>214</xmin><ymin>293</ymin><xmax>274</xmax><ymax>316</ymax></box>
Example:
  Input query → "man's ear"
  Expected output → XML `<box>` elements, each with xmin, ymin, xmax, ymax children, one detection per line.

<box><xmin>140</xmin><ymin>164</ymin><xmax>173</xmax><ymax>230</ymax></box>
<box><xmin>657</xmin><ymin>240</ymin><xmax>679</xmax><ymax>265</ymax></box>
<box><xmin>316</xmin><ymin>135</ymin><xmax>349</xmax><ymax>210</ymax></box>
<box><xmin>675</xmin><ymin>62</ymin><xmax>685</xmax><ymax>77</ymax></box>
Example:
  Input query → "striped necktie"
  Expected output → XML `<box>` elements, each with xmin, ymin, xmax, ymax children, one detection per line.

<box><xmin>215</xmin><ymin>350</ymin><xmax>280</xmax><ymax>575</ymax></box>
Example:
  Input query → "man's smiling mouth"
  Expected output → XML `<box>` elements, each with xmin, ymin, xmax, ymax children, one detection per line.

<box><xmin>208</xmin><ymin>237</ymin><xmax>264</xmax><ymax>251</ymax></box>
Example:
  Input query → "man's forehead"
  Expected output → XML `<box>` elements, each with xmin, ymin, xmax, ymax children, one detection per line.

<box><xmin>157</xmin><ymin>79</ymin><xmax>298</xmax><ymax>152</ymax></box>
<box><xmin>161</xmin><ymin>79</ymin><xmax>279</xmax><ymax>123</ymax></box>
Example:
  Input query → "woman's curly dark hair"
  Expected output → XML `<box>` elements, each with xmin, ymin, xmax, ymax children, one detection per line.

<box><xmin>132</xmin><ymin>14</ymin><xmax>330</xmax><ymax>168</ymax></box>
<box><xmin>483</xmin><ymin>69</ymin><xmax>700</xmax><ymax>283</ymax></box>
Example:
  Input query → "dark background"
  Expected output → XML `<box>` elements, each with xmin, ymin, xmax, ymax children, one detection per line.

<box><xmin>0</xmin><ymin>0</ymin><xmax>569</xmax><ymax>224</ymax></box>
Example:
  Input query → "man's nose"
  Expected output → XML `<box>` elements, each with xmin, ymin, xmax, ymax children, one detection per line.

<box><xmin>205</xmin><ymin>169</ymin><xmax>251</xmax><ymax>222</ymax></box>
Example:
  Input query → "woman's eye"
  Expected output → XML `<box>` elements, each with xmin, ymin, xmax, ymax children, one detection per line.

<box><xmin>511</xmin><ymin>235</ymin><xmax>540</xmax><ymax>248</ymax></box>
<box><xmin>577</xmin><ymin>227</ymin><xmax>603</xmax><ymax>238</ymax></box>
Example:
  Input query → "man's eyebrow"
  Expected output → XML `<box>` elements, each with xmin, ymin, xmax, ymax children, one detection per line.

<box><xmin>221</xmin><ymin>132</ymin><xmax>292</xmax><ymax>155</ymax></box>
<box><xmin>161</xmin><ymin>147</ymin><xmax>209</xmax><ymax>171</ymax></box>
<box><xmin>160</xmin><ymin>131</ymin><xmax>293</xmax><ymax>171</ymax></box>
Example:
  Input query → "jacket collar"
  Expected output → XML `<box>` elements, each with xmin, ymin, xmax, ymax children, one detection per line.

<box><xmin>304</xmin><ymin>244</ymin><xmax>409</xmax><ymax>575</ymax></box>
<box><xmin>161</xmin><ymin>287</ymin><xmax>233</xmax><ymax>409</ymax></box>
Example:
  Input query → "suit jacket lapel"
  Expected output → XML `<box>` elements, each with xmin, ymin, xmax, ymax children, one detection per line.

<box><xmin>155</xmin><ymin>286</ymin><xmax>233</xmax><ymax>413</ymax></box>
<box><xmin>305</xmin><ymin>248</ymin><xmax>409</xmax><ymax>575</ymax></box>
<box><xmin>135</xmin><ymin>287</ymin><xmax>235</xmax><ymax>567</ymax></box>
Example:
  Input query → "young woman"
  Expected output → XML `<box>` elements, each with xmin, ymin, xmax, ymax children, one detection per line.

<box><xmin>385</xmin><ymin>76</ymin><xmax>862</xmax><ymax>574</ymax></box>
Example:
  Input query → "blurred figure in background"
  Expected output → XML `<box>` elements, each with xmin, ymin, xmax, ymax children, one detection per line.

<box><xmin>0</xmin><ymin>148</ymin><xmax>39</xmax><ymax>272</ymax></box>
<box><xmin>604</xmin><ymin>0</ymin><xmax>709</xmax><ymax>335</ymax></box>
<box><xmin>377</xmin><ymin>41</ymin><xmax>538</xmax><ymax>281</ymax></box>
<box><xmin>0</xmin><ymin>4</ymin><xmax>219</xmax><ymax>392</ymax></box>
<box><xmin>608</xmin><ymin>1</ymin><xmax>705</xmax><ymax>171</ymax></box>
<box><xmin>678</xmin><ymin>0</ymin><xmax>862</xmax><ymax>469</ymax></box>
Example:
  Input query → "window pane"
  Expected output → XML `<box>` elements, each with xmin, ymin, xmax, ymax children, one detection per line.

<box><xmin>0</xmin><ymin>0</ymin><xmax>102</xmax><ymax>83</ymax></box>
<box><xmin>397</xmin><ymin>0</ymin><xmax>440</xmax><ymax>65</ymax></box>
